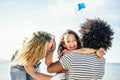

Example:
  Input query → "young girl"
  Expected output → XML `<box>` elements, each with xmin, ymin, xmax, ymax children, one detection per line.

<box><xmin>58</xmin><ymin>29</ymin><xmax>104</xmax><ymax>60</ymax></box>
<box><xmin>57</xmin><ymin>29</ymin><xmax>81</xmax><ymax>73</ymax></box>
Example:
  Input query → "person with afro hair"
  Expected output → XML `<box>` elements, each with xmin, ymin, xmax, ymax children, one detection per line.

<box><xmin>79</xmin><ymin>18</ymin><xmax>114</xmax><ymax>51</ymax></box>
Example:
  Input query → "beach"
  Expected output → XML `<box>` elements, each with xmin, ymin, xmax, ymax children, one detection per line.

<box><xmin>0</xmin><ymin>60</ymin><xmax>120</xmax><ymax>80</ymax></box>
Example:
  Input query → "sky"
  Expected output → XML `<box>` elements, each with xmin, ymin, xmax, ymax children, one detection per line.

<box><xmin>0</xmin><ymin>0</ymin><xmax>120</xmax><ymax>63</ymax></box>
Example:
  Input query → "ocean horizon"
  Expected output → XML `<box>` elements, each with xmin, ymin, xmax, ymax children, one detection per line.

<box><xmin>0</xmin><ymin>60</ymin><xmax>120</xmax><ymax>80</ymax></box>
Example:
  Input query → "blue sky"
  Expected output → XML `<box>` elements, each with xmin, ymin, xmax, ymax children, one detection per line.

<box><xmin>0</xmin><ymin>0</ymin><xmax>120</xmax><ymax>63</ymax></box>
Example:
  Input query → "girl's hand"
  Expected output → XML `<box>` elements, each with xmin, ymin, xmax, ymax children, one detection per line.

<box><xmin>96</xmin><ymin>48</ymin><xmax>105</xmax><ymax>58</ymax></box>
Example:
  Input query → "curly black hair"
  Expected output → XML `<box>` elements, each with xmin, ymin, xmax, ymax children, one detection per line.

<box><xmin>79</xmin><ymin>18</ymin><xmax>114</xmax><ymax>51</ymax></box>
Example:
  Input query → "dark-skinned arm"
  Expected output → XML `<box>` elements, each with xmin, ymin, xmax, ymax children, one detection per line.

<box><xmin>47</xmin><ymin>61</ymin><xmax>63</xmax><ymax>73</ymax></box>
<box><xmin>45</xmin><ymin>51</ymin><xmax>64</xmax><ymax>73</ymax></box>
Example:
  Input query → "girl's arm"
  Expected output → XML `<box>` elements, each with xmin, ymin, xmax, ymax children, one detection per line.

<box><xmin>24</xmin><ymin>65</ymin><xmax>52</xmax><ymax>80</ymax></box>
<box><xmin>69</xmin><ymin>48</ymin><xmax>104</xmax><ymax>58</ymax></box>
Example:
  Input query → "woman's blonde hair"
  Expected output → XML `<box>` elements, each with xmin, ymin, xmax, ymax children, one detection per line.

<box><xmin>11</xmin><ymin>31</ymin><xmax>52</xmax><ymax>66</ymax></box>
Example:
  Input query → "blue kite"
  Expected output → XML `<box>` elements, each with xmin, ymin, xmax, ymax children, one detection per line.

<box><xmin>78</xmin><ymin>3</ymin><xmax>86</xmax><ymax>11</ymax></box>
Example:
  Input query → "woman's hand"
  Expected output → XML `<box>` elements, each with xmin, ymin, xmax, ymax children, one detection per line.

<box><xmin>47</xmin><ymin>39</ymin><xmax>56</xmax><ymax>53</ymax></box>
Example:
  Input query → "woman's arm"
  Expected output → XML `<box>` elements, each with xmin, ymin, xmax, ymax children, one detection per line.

<box><xmin>45</xmin><ymin>52</ymin><xmax>53</xmax><ymax>66</ymax></box>
<box><xmin>45</xmin><ymin>41</ymin><xmax>56</xmax><ymax>66</ymax></box>
<box><xmin>24</xmin><ymin>65</ymin><xmax>52</xmax><ymax>80</ymax></box>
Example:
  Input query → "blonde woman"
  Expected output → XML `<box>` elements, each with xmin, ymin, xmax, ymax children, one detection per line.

<box><xmin>10</xmin><ymin>31</ymin><xmax>55</xmax><ymax>80</ymax></box>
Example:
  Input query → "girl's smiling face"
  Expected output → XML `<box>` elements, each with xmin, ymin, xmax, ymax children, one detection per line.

<box><xmin>63</xmin><ymin>34</ymin><xmax>78</xmax><ymax>51</ymax></box>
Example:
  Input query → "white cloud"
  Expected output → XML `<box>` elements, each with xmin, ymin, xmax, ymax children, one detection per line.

<box><xmin>48</xmin><ymin>1</ymin><xmax>75</xmax><ymax>17</ymax></box>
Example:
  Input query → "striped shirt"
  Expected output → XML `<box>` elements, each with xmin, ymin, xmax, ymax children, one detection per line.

<box><xmin>59</xmin><ymin>52</ymin><xmax>105</xmax><ymax>80</ymax></box>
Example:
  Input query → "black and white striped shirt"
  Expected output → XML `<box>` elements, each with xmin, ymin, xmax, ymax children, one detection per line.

<box><xmin>60</xmin><ymin>52</ymin><xmax>105</xmax><ymax>80</ymax></box>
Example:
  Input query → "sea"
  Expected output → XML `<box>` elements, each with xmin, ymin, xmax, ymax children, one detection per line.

<box><xmin>0</xmin><ymin>60</ymin><xmax>120</xmax><ymax>80</ymax></box>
